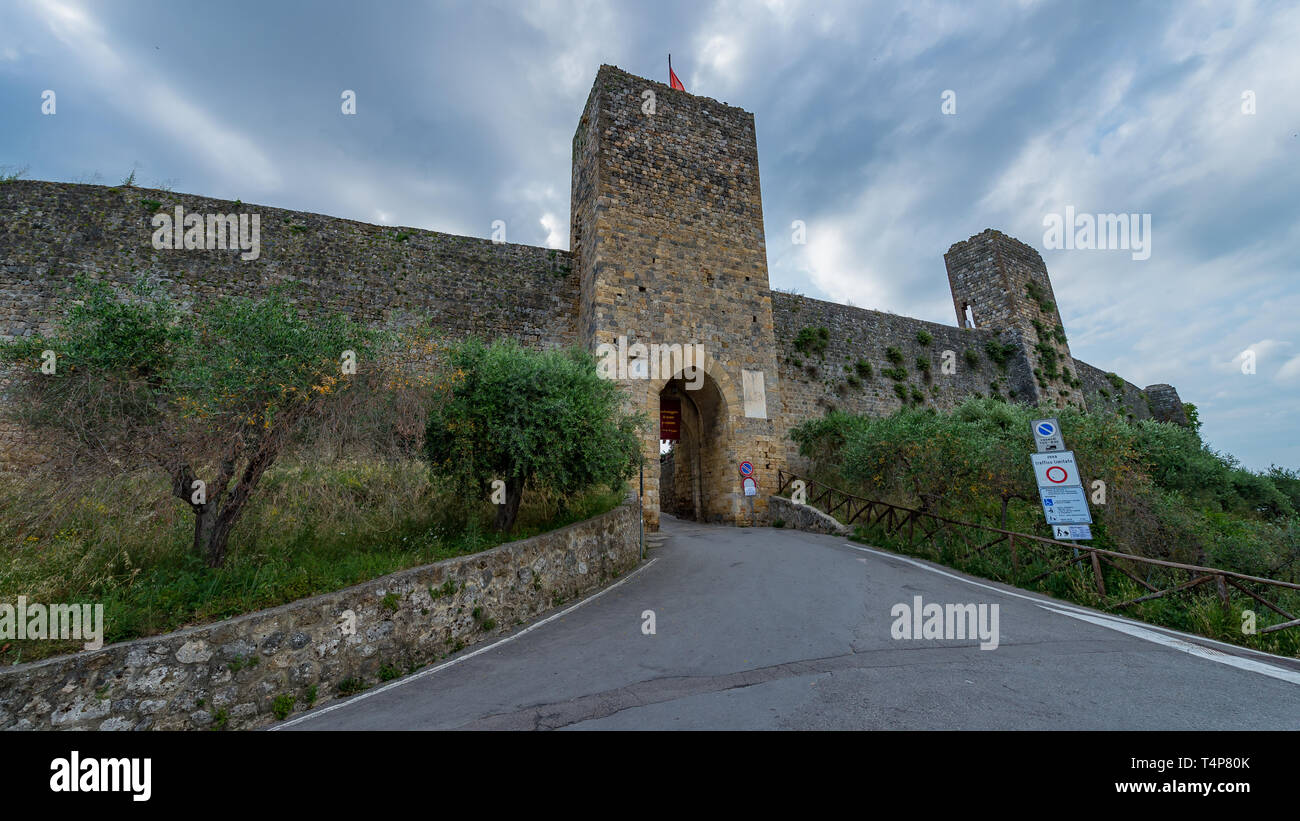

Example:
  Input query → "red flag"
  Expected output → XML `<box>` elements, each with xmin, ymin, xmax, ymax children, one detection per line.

<box><xmin>669</xmin><ymin>55</ymin><xmax>685</xmax><ymax>91</ymax></box>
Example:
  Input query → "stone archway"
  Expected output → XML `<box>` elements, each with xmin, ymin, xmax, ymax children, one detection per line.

<box><xmin>637</xmin><ymin>352</ymin><xmax>744</xmax><ymax>531</ymax></box>
<box><xmin>658</xmin><ymin>371</ymin><xmax>727</xmax><ymax>523</ymax></box>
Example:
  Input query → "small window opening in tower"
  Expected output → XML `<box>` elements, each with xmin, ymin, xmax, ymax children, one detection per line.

<box><xmin>963</xmin><ymin>303</ymin><xmax>977</xmax><ymax>329</ymax></box>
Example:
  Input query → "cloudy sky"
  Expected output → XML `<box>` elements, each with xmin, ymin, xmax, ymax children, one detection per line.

<box><xmin>2</xmin><ymin>0</ymin><xmax>1297</xmax><ymax>470</ymax></box>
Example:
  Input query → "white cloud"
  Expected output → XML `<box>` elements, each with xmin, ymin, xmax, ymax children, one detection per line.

<box><xmin>539</xmin><ymin>212</ymin><xmax>564</xmax><ymax>249</ymax></box>
<box><xmin>31</xmin><ymin>0</ymin><xmax>281</xmax><ymax>192</ymax></box>
<box><xmin>1276</xmin><ymin>354</ymin><xmax>1300</xmax><ymax>383</ymax></box>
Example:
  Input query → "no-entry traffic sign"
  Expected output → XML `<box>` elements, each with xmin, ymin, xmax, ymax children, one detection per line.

<box><xmin>1030</xmin><ymin>451</ymin><xmax>1082</xmax><ymax>489</ymax></box>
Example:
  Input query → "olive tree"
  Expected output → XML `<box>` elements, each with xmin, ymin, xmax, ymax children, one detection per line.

<box><xmin>1</xmin><ymin>277</ymin><xmax>379</xmax><ymax>566</ymax></box>
<box><xmin>423</xmin><ymin>338</ymin><xmax>644</xmax><ymax>532</ymax></box>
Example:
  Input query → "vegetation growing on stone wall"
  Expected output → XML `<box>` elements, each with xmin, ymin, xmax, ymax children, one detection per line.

<box><xmin>885</xmin><ymin>346</ymin><xmax>904</xmax><ymax>365</ymax></box>
<box><xmin>963</xmin><ymin>348</ymin><xmax>981</xmax><ymax>369</ymax></box>
<box><xmin>983</xmin><ymin>339</ymin><xmax>1016</xmax><ymax>369</ymax></box>
<box><xmin>915</xmin><ymin>329</ymin><xmax>933</xmax><ymax>346</ymax></box>
<box><xmin>1024</xmin><ymin>280</ymin><xmax>1055</xmax><ymax>314</ymax></box>
<box><xmin>1034</xmin><ymin>340</ymin><xmax>1061</xmax><ymax>380</ymax></box>
<box><xmin>854</xmin><ymin>359</ymin><xmax>872</xmax><ymax>380</ymax></box>
<box><xmin>788</xmin><ymin>399</ymin><xmax>1300</xmax><ymax>657</ymax></box>
<box><xmin>0</xmin><ymin>164</ymin><xmax>29</xmax><ymax>183</ymax></box>
<box><xmin>794</xmin><ymin>326</ymin><xmax>830</xmax><ymax>357</ymax></box>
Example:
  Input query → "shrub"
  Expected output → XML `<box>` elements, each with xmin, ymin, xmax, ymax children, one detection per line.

<box><xmin>793</xmin><ymin>326</ymin><xmax>830</xmax><ymax>357</ymax></box>
<box><xmin>983</xmin><ymin>339</ymin><xmax>1016</xmax><ymax>368</ymax></box>
<box><xmin>424</xmin><ymin>338</ymin><xmax>644</xmax><ymax>532</ymax></box>
<box><xmin>915</xmin><ymin>329</ymin><xmax>933</xmax><ymax>346</ymax></box>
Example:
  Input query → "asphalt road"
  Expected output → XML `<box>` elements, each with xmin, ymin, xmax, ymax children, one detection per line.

<box><xmin>277</xmin><ymin>515</ymin><xmax>1300</xmax><ymax>730</ymax></box>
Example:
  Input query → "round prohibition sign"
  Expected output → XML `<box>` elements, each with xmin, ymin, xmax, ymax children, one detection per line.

<box><xmin>1046</xmin><ymin>466</ymin><xmax>1069</xmax><ymax>484</ymax></box>
<box><xmin>739</xmin><ymin>461</ymin><xmax>754</xmax><ymax>477</ymax></box>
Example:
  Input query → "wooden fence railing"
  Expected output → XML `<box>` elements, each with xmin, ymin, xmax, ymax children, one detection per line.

<box><xmin>775</xmin><ymin>470</ymin><xmax>1300</xmax><ymax>635</ymax></box>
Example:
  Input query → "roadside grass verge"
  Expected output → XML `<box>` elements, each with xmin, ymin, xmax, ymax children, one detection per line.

<box><xmin>818</xmin><ymin>493</ymin><xmax>1300</xmax><ymax>658</ymax></box>
<box><xmin>0</xmin><ymin>458</ymin><xmax>623</xmax><ymax>664</ymax></box>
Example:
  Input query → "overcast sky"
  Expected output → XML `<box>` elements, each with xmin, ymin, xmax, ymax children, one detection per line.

<box><xmin>2</xmin><ymin>0</ymin><xmax>1297</xmax><ymax>470</ymax></box>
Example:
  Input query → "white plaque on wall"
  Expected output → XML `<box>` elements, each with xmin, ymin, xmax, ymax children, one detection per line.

<box><xmin>742</xmin><ymin>369</ymin><xmax>767</xmax><ymax>419</ymax></box>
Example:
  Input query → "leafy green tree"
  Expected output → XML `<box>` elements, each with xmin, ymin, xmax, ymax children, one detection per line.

<box><xmin>423</xmin><ymin>338</ymin><xmax>643</xmax><ymax>532</ymax></box>
<box><xmin>1</xmin><ymin>278</ymin><xmax>378</xmax><ymax>566</ymax></box>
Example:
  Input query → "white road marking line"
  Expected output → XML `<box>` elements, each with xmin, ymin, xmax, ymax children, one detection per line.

<box><xmin>1037</xmin><ymin>604</ymin><xmax>1300</xmax><ymax>685</ymax></box>
<box><xmin>272</xmin><ymin>557</ymin><xmax>661</xmax><ymax>729</ymax></box>
<box><xmin>841</xmin><ymin>541</ymin><xmax>1300</xmax><ymax>675</ymax></box>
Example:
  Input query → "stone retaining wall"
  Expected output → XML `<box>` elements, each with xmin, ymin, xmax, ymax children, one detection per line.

<box><xmin>769</xmin><ymin>495</ymin><xmax>852</xmax><ymax>537</ymax></box>
<box><xmin>0</xmin><ymin>496</ymin><xmax>640</xmax><ymax>731</ymax></box>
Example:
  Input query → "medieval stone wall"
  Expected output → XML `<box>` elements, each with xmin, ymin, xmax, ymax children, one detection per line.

<box><xmin>771</xmin><ymin>291</ymin><xmax>1037</xmax><ymax>429</ymax></box>
<box><xmin>0</xmin><ymin>180</ymin><xmax>578</xmax><ymax>344</ymax></box>
<box><xmin>0</xmin><ymin>67</ymin><xmax>1186</xmax><ymax>489</ymax></box>
<box><xmin>1074</xmin><ymin>358</ymin><xmax>1155</xmax><ymax>422</ymax></box>
<box><xmin>0</xmin><ymin>180</ymin><xmax>580</xmax><ymax>470</ymax></box>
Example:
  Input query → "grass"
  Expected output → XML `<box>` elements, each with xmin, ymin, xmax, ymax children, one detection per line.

<box><xmin>0</xmin><ymin>456</ymin><xmax>624</xmax><ymax>664</ymax></box>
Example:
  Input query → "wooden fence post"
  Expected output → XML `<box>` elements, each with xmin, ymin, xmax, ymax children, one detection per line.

<box><xmin>1090</xmin><ymin>549</ymin><xmax>1106</xmax><ymax>597</ymax></box>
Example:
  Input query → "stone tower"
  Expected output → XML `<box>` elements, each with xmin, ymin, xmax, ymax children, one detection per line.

<box><xmin>944</xmin><ymin>229</ymin><xmax>1082</xmax><ymax>408</ymax></box>
<box><xmin>570</xmin><ymin>65</ymin><xmax>787</xmax><ymax>530</ymax></box>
